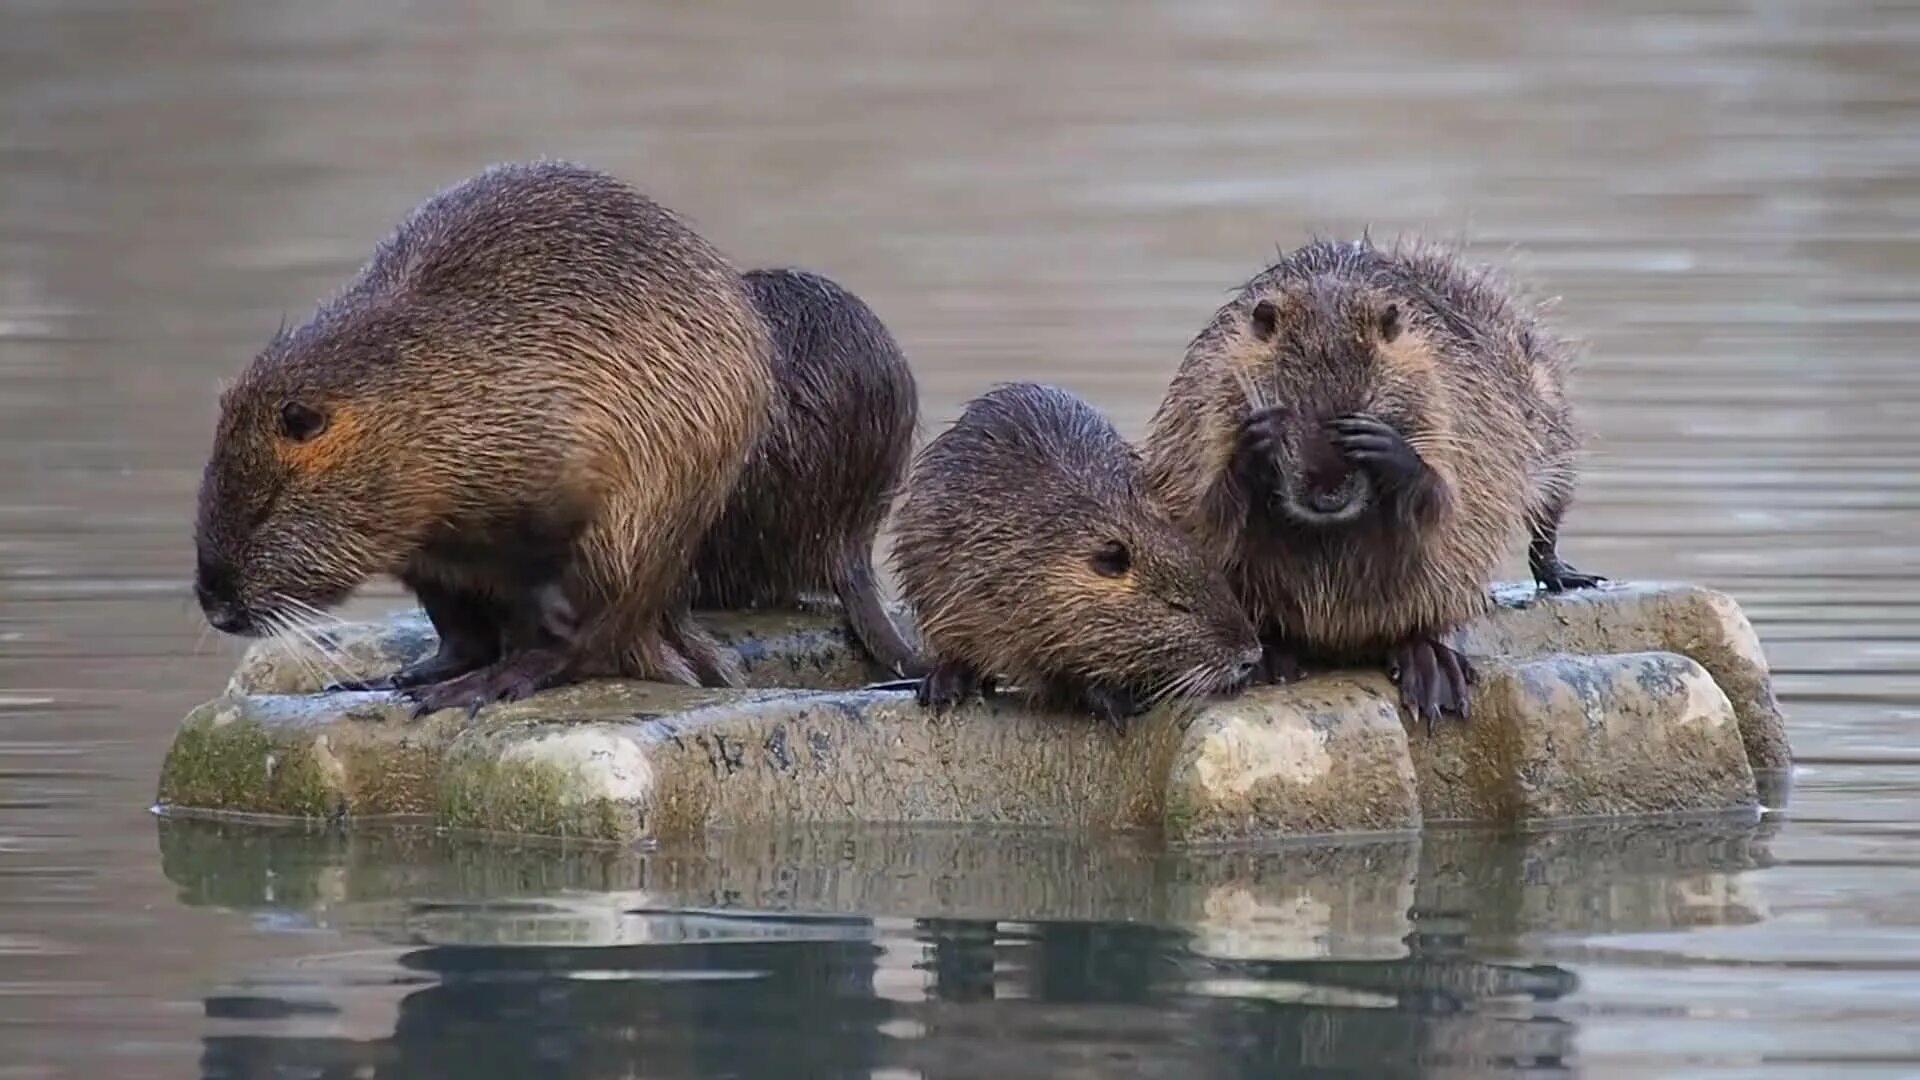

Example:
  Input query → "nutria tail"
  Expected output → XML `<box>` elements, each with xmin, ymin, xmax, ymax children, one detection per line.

<box><xmin>831</xmin><ymin>545</ymin><xmax>925</xmax><ymax>679</ymax></box>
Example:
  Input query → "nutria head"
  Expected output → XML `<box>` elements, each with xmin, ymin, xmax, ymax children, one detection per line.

<box><xmin>896</xmin><ymin>383</ymin><xmax>1263</xmax><ymax>703</ymax></box>
<box><xmin>193</xmin><ymin>315</ymin><xmax>443</xmax><ymax>636</ymax></box>
<box><xmin>1032</xmin><ymin>494</ymin><xmax>1264</xmax><ymax>701</ymax></box>
<box><xmin>1235</xmin><ymin>277</ymin><xmax>1443</xmax><ymax>528</ymax></box>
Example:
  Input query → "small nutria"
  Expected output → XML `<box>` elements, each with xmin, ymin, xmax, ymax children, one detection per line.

<box><xmin>891</xmin><ymin>382</ymin><xmax>1263</xmax><ymax>729</ymax></box>
<box><xmin>1142</xmin><ymin>236</ymin><xmax>1605</xmax><ymax>730</ymax></box>
<box><xmin>192</xmin><ymin>160</ymin><xmax>774</xmax><ymax>713</ymax></box>
<box><xmin>687</xmin><ymin>267</ymin><xmax>923</xmax><ymax>677</ymax></box>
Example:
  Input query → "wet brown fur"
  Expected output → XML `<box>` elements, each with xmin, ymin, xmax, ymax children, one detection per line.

<box><xmin>892</xmin><ymin>382</ymin><xmax>1261</xmax><ymax>724</ymax></box>
<box><xmin>1143</xmin><ymin>235</ymin><xmax>1587</xmax><ymax>663</ymax></box>
<box><xmin>689</xmin><ymin>268</ymin><xmax>923</xmax><ymax>677</ymax></box>
<box><xmin>193</xmin><ymin>160</ymin><xmax>774</xmax><ymax>697</ymax></box>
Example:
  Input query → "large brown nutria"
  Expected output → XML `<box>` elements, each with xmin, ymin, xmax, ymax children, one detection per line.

<box><xmin>1142</xmin><ymin>236</ymin><xmax>1604</xmax><ymax>731</ymax></box>
<box><xmin>688</xmin><ymin>267</ymin><xmax>922</xmax><ymax>677</ymax></box>
<box><xmin>891</xmin><ymin>382</ymin><xmax>1263</xmax><ymax>729</ymax></box>
<box><xmin>192</xmin><ymin>160</ymin><xmax>774</xmax><ymax>714</ymax></box>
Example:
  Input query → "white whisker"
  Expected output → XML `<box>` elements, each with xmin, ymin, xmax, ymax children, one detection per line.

<box><xmin>264</xmin><ymin>611</ymin><xmax>325</xmax><ymax>689</ymax></box>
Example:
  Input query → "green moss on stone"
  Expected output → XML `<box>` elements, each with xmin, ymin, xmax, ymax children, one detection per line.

<box><xmin>339</xmin><ymin>738</ymin><xmax>442</xmax><ymax>816</ymax></box>
<box><xmin>437</xmin><ymin>753</ymin><xmax>631</xmax><ymax>843</ymax></box>
<box><xmin>156</xmin><ymin>704</ymin><xmax>339</xmax><ymax>819</ymax></box>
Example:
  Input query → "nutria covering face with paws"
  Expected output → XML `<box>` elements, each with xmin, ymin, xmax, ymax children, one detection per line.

<box><xmin>891</xmin><ymin>382</ymin><xmax>1262</xmax><ymax>730</ymax></box>
<box><xmin>193</xmin><ymin>159</ymin><xmax>774</xmax><ymax>715</ymax></box>
<box><xmin>1143</xmin><ymin>236</ymin><xmax>1605</xmax><ymax>731</ymax></box>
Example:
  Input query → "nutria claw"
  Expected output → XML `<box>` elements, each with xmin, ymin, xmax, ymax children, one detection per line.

<box><xmin>1386</xmin><ymin>636</ymin><xmax>1477</xmax><ymax>735</ymax></box>
<box><xmin>1326</xmin><ymin>415</ymin><xmax>1425</xmax><ymax>488</ymax></box>
<box><xmin>1528</xmin><ymin>522</ymin><xmax>1607</xmax><ymax>594</ymax></box>
<box><xmin>1534</xmin><ymin>559</ymin><xmax>1606</xmax><ymax>594</ymax></box>
<box><xmin>1530</xmin><ymin>549</ymin><xmax>1607</xmax><ymax>594</ymax></box>
<box><xmin>403</xmin><ymin>648</ymin><xmax>569</xmax><ymax>721</ymax></box>
<box><xmin>1233</xmin><ymin>406</ymin><xmax>1289</xmax><ymax>487</ymax></box>
<box><xmin>916</xmin><ymin>660</ymin><xmax>984</xmax><ymax>713</ymax></box>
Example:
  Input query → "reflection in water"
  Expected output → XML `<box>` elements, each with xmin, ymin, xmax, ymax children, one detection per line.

<box><xmin>163</xmin><ymin>817</ymin><xmax>1775</xmax><ymax>1078</ymax></box>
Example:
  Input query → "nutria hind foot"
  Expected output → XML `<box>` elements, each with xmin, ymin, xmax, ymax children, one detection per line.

<box><xmin>1529</xmin><ymin>545</ymin><xmax>1606</xmax><ymax>594</ymax></box>
<box><xmin>662</xmin><ymin>608</ymin><xmax>743</xmax><ymax>688</ymax></box>
<box><xmin>404</xmin><ymin>647</ymin><xmax>570</xmax><ymax>721</ymax></box>
<box><xmin>1528</xmin><ymin>515</ymin><xmax>1606</xmax><ymax>594</ymax></box>
<box><xmin>916</xmin><ymin>659</ymin><xmax>986</xmax><ymax>712</ymax></box>
<box><xmin>1386</xmin><ymin>635</ymin><xmax>1477</xmax><ymax>735</ymax></box>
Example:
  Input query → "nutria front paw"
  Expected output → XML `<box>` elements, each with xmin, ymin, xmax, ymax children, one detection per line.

<box><xmin>917</xmin><ymin>660</ymin><xmax>984</xmax><ymax>713</ymax></box>
<box><xmin>1386</xmin><ymin>635</ymin><xmax>1477</xmax><ymax>735</ymax></box>
<box><xmin>1233</xmin><ymin>406</ymin><xmax>1289</xmax><ymax>491</ymax></box>
<box><xmin>1326</xmin><ymin>415</ymin><xmax>1425</xmax><ymax>488</ymax></box>
<box><xmin>404</xmin><ymin>648</ymin><xmax>569</xmax><ymax>722</ymax></box>
<box><xmin>325</xmin><ymin>649</ymin><xmax>492</xmax><ymax>694</ymax></box>
<box><xmin>1080</xmin><ymin>684</ymin><xmax>1149</xmax><ymax>733</ymax></box>
<box><xmin>1258</xmin><ymin>638</ymin><xmax>1306</xmax><ymax>685</ymax></box>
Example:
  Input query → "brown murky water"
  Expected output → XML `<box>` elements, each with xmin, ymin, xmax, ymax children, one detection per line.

<box><xmin>3</xmin><ymin>0</ymin><xmax>1919</xmax><ymax>1075</ymax></box>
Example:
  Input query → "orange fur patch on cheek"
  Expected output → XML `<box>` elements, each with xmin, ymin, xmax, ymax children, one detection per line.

<box><xmin>1379</xmin><ymin>331</ymin><xmax>1439</xmax><ymax>376</ymax></box>
<box><xmin>277</xmin><ymin>410</ymin><xmax>362</xmax><ymax>474</ymax></box>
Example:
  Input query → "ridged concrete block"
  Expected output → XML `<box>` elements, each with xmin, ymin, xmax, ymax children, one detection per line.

<box><xmin>158</xmin><ymin>582</ymin><xmax>1788</xmax><ymax>843</ymax></box>
<box><xmin>1409</xmin><ymin>651</ymin><xmax>1756</xmax><ymax>823</ymax></box>
<box><xmin>1462</xmin><ymin>582</ymin><xmax>1791</xmax><ymax>773</ymax></box>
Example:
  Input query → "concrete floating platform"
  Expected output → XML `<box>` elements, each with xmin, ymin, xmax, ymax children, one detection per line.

<box><xmin>156</xmin><ymin>582</ymin><xmax>1792</xmax><ymax>844</ymax></box>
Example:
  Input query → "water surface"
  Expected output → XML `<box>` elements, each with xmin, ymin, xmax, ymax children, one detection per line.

<box><xmin>3</xmin><ymin>0</ymin><xmax>1919</xmax><ymax>1075</ymax></box>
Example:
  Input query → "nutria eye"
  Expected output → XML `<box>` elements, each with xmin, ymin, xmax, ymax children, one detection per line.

<box><xmin>278</xmin><ymin>402</ymin><xmax>328</xmax><ymax>443</ymax></box>
<box><xmin>1091</xmin><ymin>540</ymin><xmax>1131</xmax><ymax>578</ymax></box>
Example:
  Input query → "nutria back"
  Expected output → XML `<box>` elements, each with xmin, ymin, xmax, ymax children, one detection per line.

<box><xmin>1143</xmin><ymin>235</ymin><xmax>1585</xmax><ymax>656</ymax></box>
<box><xmin>892</xmin><ymin>382</ymin><xmax>1260</xmax><ymax>715</ymax></box>
<box><xmin>194</xmin><ymin>159</ymin><xmax>772</xmax><ymax>693</ymax></box>
<box><xmin>689</xmin><ymin>266</ymin><xmax>922</xmax><ymax>675</ymax></box>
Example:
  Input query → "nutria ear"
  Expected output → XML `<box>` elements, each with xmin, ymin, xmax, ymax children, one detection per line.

<box><xmin>1377</xmin><ymin>303</ymin><xmax>1402</xmax><ymax>343</ymax></box>
<box><xmin>1090</xmin><ymin>539</ymin><xmax>1132</xmax><ymax>578</ymax></box>
<box><xmin>1249</xmin><ymin>300</ymin><xmax>1280</xmax><ymax>341</ymax></box>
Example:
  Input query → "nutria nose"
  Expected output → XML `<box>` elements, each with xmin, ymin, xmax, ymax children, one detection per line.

<box><xmin>194</xmin><ymin>554</ymin><xmax>251</xmax><ymax>634</ymax></box>
<box><xmin>1307</xmin><ymin>477</ymin><xmax>1356</xmax><ymax>514</ymax></box>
